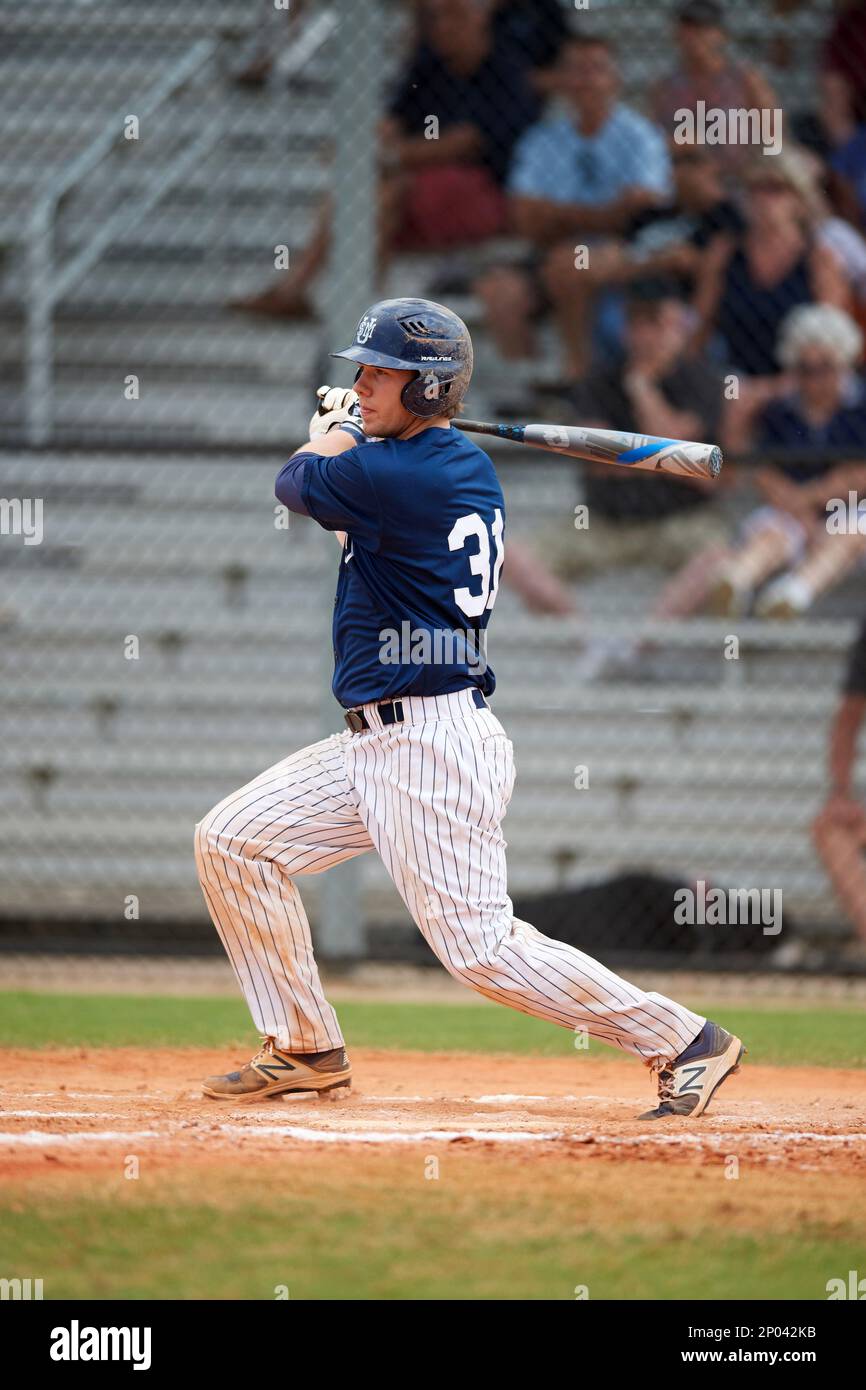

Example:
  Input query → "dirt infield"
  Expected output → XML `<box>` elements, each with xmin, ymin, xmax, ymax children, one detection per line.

<box><xmin>1</xmin><ymin>1046</ymin><xmax>864</xmax><ymax>1181</ymax></box>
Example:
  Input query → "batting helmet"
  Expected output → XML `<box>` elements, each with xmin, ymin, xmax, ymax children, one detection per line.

<box><xmin>330</xmin><ymin>297</ymin><xmax>473</xmax><ymax>419</ymax></box>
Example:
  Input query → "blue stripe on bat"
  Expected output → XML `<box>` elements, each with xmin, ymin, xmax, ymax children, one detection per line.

<box><xmin>617</xmin><ymin>439</ymin><xmax>678</xmax><ymax>464</ymax></box>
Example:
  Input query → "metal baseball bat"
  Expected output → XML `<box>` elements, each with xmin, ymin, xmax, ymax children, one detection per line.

<box><xmin>455</xmin><ymin>419</ymin><xmax>723</xmax><ymax>479</ymax></box>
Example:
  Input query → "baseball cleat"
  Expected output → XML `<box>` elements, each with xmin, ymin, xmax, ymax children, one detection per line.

<box><xmin>640</xmin><ymin>1020</ymin><xmax>746</xmax><ymax>1119</ymax></box>
<box><xmin>202</xmin><ymin>1037</ymin><xmax>352</xmax><ymax>1103</ymax></box>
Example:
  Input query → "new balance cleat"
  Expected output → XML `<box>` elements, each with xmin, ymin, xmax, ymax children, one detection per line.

<box><xmin>640</xmin><ymin>1020</ymin><xmax>746</xmax><ymax>1119</ymax></box>
<box><xmin>202</xmin><ymin>1037</ymin><xmax>351</xmax><ymax>1103</ymax></box>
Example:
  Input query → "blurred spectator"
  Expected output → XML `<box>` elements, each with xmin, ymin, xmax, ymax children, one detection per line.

<box><xmin>793</xmin><ymin>70</ymin><xmax>866</xmax><ymax>232</ymax></box>
<box><xmin>474</xmin><ymin>33</ymin><xmax>672</xmax><ymax>387</ymax></box>
<box><xmin>383</xmin><ymin>0</ymin><xmax>542</xmax><ymax>247</ymax></box>
<box><xmin>721</xmin><ymin>150</ymin><xmax>866</xmax><ymax>451</ymax></box>
<box><xmin>692</xmin><ymin>152</ymin><xmax>849</xmax><ymax>388</ymax></box>
<box><xmin>234</xmin><ymin>0</ymin><xmax>541</xmax><ymax>318</ymax></box>
<box><xmin>491</xmin><ymin>0</ymin><xmax>569</xmax><ymax>96</ymax></box>
<box><xmin>650</xmin><ymin>0</ymin><xmax>778</xmax><ymax>172</ymax></box>
<box><xmin>812</xmin><ymin>615</ymin><xmax>866</xmax><ymax>951</ymax></box>
<box><xmin>793</xmin><ymin>145</ymin><xmax>866</xmax><ymax>339</ymax></box>
<box><xmin>820</xmin><ymin>69</ymin><xmax>866</xmax><ymax>229</ymax></box>
<box><xmin>707</xmin><ymin>304</ymin><xmax>866</xmax><ymax>618</ymax></box>
<box><xmin>823</xmin><ymin>0</ymin><xmax>866</xmax><ymax>126</ymax></box>
<box><xmin>557</xmin><ymin>141</ymin><xmax>744</xmax><ymax>304</ymax></box>
<box><xmin>502</xmin><ymin>281</ymin><xmax>726</xmax><ymax>628</ymax></box>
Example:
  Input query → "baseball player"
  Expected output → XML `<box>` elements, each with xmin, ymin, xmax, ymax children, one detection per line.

<box><xmin>194</xmin><ymin>297</ymin><xmax>745</xmax><ymax>1118</ymax></box>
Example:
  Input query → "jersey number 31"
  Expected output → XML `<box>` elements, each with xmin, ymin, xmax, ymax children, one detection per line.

<box><xmin>448</xmin><ymin>508</ymin><xmax>505</xmax><ymax>619</ymax></box>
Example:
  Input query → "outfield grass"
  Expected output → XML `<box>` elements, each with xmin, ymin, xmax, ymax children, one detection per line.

<box><xmin>0</xmin><ymin>991</ymin><xmax>864</xmax><ymax>1066</ymax></box>
<box><xmin>2</xmin><ymin>1180</ymin><xmax>862</xmax><ymax>1300</ymax></box>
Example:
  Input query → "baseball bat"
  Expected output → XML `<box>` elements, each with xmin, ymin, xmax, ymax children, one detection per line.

<box><xmin>454</xmin><ymin>419</ymin><xmax>723</xmax><ymax>479</ymax></box>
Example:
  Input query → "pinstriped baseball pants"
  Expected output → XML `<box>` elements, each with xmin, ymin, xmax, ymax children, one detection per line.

<box><xmin>194</xmin><ymin>687</ymin><xmax>705</xmax><ymax>1063</ymax></box>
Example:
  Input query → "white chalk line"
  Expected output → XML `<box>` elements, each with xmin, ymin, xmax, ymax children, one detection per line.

<box><xmin>219</xmin><ymin>1125</ymin><xmax>562</xmax><ymax>1144</ymax></box>
<box><xmin>0</xmin><ymin>1130</ymin><xmax>161</xmax><ymax>1147</ymax></box>
<box><xmin>2</xmin><ymin>1091</ymin><xmax>165</xmax><ymax>1100</ymax></box>
<box><xmin>477</xmin><ymin>1094</ymin><xmax>556</xmax><ymax>1103</ymax></box>
<box><xmin>0</xmin><ymin>1110</ymin><xmax>125</xmax><ymax>1119</ymax></box>
<box><xmin>0</xmin><ymin>1125</ymin><xmax>863</xmax><ymax>1150</ymax></box>
<box><xmin>5</xmin><ymin>1091</ymin><xmax>633</xmax><ymax>1109</ymax></box>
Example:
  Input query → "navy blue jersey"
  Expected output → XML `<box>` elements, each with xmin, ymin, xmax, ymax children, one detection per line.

<box><xmin>758</xmin><ymin>378</ymin><xmax>866</xmax><ymax>482</ymax></box>
<box><xmin>276</xmin><ymin>427</ymin><xmax>505</xmax><ymax>708</ymax></box>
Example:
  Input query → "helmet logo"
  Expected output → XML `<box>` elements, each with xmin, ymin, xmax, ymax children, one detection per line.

<box><xmin>356</xmin><ymin>314</ymin><xmax>377</xmax><ymax>344</ymax></box>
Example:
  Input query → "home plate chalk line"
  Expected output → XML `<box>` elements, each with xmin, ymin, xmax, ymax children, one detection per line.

<box><xmin>0</xmin><ymin>1111</ymin><xmax>125</xmax><ymax>1120</ymax></box>
<box><xmin>0</xmin><ymin>1126</ymin><xmax>863</xmax><ymax>1149</ymax></box>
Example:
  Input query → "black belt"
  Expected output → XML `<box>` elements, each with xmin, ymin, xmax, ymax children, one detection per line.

<box><xmin>344</xmin><ymin>687</ymin><xmax>488</xmax><ymax>733</ymax></box>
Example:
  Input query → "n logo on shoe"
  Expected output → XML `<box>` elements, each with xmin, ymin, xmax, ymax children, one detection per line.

<box><xmin>256</xmin><ymin>1055</ymin><xmax>298</xmax><ymax>1082</ymax></box>
<box><xmin>679</xmin><ymin>1064</ymin><xmax>706</xmax><ymax>1094</ymax></box>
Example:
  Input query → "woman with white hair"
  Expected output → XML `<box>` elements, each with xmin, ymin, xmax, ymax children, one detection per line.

<box><xmin>709</xmin><ymin>302</ymin><xmax>866</xmax><ymax>617</ymax></box>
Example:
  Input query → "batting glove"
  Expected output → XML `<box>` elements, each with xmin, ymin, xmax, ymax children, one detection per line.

<box><xmin>309</xmin><ymin>385</ymin><xmax>364</xmax><ymax>440</ymax></box>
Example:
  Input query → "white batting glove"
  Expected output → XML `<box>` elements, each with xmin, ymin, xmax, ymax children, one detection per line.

<box><xmin>309</xmin><ymin>385</ymin><xmax>364</xmax><ymax>439</ymax></box>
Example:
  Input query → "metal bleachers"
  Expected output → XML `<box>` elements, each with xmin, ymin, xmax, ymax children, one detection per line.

<box><xmin>0</xmin><ymin>0</ymin><xmax>835</xmax><ymax>444</ymax></box>
<box><xmin>2</xmin><ymin>449</ymin><xmax>861</xmax><ymax>939</ymax></box>
<box><xmin>1</xmin><ymin>1</ymin><xmax>862</xmax><ymax>951</ymax></box>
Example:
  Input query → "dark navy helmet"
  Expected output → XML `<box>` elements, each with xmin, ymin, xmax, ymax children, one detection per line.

<box><xmin>331</xmin><ymin>297</ymin><xmax>473</xmax><ymax>419</ymax></box>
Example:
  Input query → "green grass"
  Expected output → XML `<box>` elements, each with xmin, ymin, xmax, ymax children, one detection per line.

<box><xmin>1</xmin><ymin>1193</ymin><xmax>861</xmax><ymax>1300</ymax></box>
<box><xmin>1</xmin><ymin>991</ymin><xmax>864</xmax><ymax>1067</ymax></box>
<box><xmin>3</xmin><ymin>991</ymin><xmax>864</xmax><ymax>1300</ymax></box>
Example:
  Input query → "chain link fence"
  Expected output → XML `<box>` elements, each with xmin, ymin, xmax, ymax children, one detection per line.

<box><xmin>2</xmin><ymin>0</ymin><xmax>866</xmax><ymax>975</ymax></box>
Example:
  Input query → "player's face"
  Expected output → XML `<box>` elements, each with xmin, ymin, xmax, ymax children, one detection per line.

<box><xmin>353</xmin><ymin>364</ymin><xmax>425</xmax><ymax>437</ymax></box>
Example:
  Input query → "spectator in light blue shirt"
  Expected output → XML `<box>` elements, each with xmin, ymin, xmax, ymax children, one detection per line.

<box><xmin>475</xmin><ymin>33</ymin><xmax>673</xmax><ymax>390</ymax></box>
<box><xmin>507</xmin><ymin>96</ymin><xmax>671</xmax><ymax>210</ymax></box>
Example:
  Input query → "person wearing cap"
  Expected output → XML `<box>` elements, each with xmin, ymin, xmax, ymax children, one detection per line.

<box><xmin>195</xmin><ymin>294</ymin><xmax>747</xmax><ymax>1121</ymax></box>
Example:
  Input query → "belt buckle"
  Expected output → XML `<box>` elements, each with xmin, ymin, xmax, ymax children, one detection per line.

<box><xmin>379</xmin><ymin>698</ymin><xmax>404</xmax><ymax>725</ymax></box>
<box><xmin>344</xmin><ymin>709</ymin><xmax>367</xmax><ymax>733</ymax></box>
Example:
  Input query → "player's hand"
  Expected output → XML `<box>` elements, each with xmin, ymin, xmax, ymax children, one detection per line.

<box><xmin>309</xmin><ymin>386</ymin><xmax>363</xmax><ymax>438</ymax></box>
